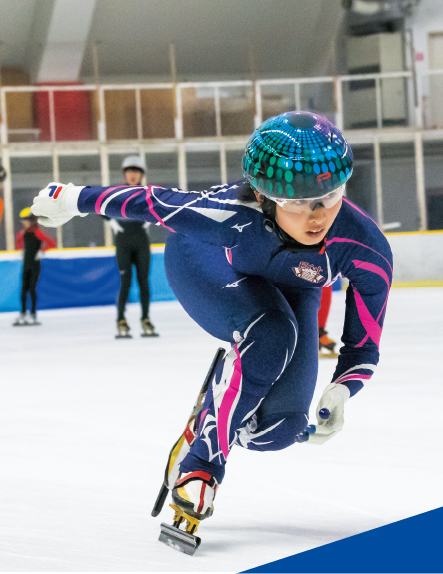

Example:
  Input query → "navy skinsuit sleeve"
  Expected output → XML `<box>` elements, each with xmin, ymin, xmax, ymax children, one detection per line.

<box><xmin>77</xmin><ymin>182</ymin><xmax>248</xmax><ymax>248</ymax></box>
<box><xmin>326</xmin><ymin>203</ymin><xmax>393</xmax><ymax>397</ymax></box>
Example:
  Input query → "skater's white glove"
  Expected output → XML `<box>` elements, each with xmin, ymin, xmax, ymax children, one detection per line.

<box><xmin>298</xmin><ymin>383</ymin><xmax>350</xmax><ymax>445</ymax></box>
<box><xmin>109</xmin><ymin>218</ymin><xmax>124</xmax><ymax>234</ymax></box>
<box><xmin>31</xmin><ymin>182</ymin><xmax>87</xmax><ymax>227</ymax></box>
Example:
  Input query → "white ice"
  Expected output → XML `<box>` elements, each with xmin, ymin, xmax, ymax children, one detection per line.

<box><xmin>0</xmin><ymin>288</ymin><xmax>442</xmax><ymax>572</ymax></box>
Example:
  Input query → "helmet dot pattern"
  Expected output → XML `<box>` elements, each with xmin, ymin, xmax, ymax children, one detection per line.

<box><xmin>242</xmin><ymin>111</ymin><xmax>353</xmax><ymax>200</ymax></box>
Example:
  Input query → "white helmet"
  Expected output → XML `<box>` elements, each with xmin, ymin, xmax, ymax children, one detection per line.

<box><xmin>122</xmin><ymin>155</ymin><xmax>146</xmax><ymax>172</ymax></box>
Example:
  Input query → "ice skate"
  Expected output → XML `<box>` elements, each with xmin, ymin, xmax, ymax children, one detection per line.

<box><xmin>159</xmin><ymin>471</ymin><xmax>218</xmax><ymax>555</ymax></box>
<box><xmin>12</xmin><ymin>313</ymin><xmax>28</xmax><ymax>326</ymax></box>
<box><xmin>152</xmin><ymin>348</ymin><xmax>225</xmax><ymax>554</ymax></box>
<box><xmin>151</xmin><ymin>347</ymin><xmax>225</xmax><ymax>517</ymax></box>
<box><xmin>115</xmin><ymin>318</ymin><xmax>132</xmax><ymax>339</ymax></box>
<box><xmin>141</xmin><ymin>317</ymin><xmax>159</xmax><ymax>337</ymax></box>
<box><xmin>319</xmin><ymin>327</ymin><xmax>338</xmax><ymax>358</ymax></box>
<box><xmin>28</xmin><ymin>313</ymin><xmax>41</xmax><ymax>326</ymax></box>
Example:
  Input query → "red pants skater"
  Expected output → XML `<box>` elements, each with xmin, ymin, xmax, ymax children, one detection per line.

<box><xmin>318</xmin><ymin>285</ymin><xmax>337</xmax><ymax>357</ymax></box>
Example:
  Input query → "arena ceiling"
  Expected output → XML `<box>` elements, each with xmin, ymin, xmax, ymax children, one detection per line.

<box><xmin>0</xmin><ymin>0</ymin><xmax>345</xmax><ymax>82</ymax></box>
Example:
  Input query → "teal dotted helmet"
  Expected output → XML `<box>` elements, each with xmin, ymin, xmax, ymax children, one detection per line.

<box><xmin>242</xmin><ymin>111</ymin><xmax>353</xmax><ymax>200</ymax></box>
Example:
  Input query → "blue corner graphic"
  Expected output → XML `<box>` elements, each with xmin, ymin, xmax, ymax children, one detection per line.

<box><xmin>243</xmin><ymin>507</ymin><xmax>443</xmax><ymax>573</ymax></box>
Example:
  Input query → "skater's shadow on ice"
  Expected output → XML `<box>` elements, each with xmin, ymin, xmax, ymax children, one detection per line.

<box><xmin>200</xmin><ymin>522</ymin><xmax>354</xmax><ymax>554</ymax></box>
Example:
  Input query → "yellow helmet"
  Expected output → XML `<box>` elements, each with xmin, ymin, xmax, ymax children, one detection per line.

<box><xmin>19</xmin><ymin>207</ymin><xmax>33</xmax><ymax>219</ymax></box>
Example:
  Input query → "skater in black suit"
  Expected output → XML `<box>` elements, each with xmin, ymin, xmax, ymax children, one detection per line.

<box><xmin>111</xmin><ymin>156</ymin><xmax>158</xmax><ymax>338</ymax></box>
<box><xmin>14</xmin><ymin>208</ymin><xmax>56</xmax><ymax>325</ymax></box>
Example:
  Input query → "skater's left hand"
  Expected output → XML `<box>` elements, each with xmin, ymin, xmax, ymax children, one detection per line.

<box><xmin>32</xmin><ymin>182</ymin><xmax>87</xmax><ymax>227</ymax></box>
<box><xmin>297</xmin><ymin>383</ymin><xmax>350</xmax><ymax>445</ymax></box>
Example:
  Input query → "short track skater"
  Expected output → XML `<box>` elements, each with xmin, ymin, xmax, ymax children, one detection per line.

<box><xmin>31</xmin><ymin>111</ymin><xmax>392</xmax><ymax>553</ymax></box>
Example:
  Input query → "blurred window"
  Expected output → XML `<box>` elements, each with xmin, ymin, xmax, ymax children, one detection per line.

<box><xmin>381</xmin><ymin>143</ymin><xmax>419</xmax><ymax>232</ymax></box>
<box><xmin>226</xmin><ymin>149</ymin><xmax>245</xmax><ymax>184</ymax></box>
<box><xmin>424</xmin><ymin>141</ymin><xmax>443</xmax><ymax>230</ymax></box>
<box><xmin>345</xmin><ymin>144</ymin><xmax>378</xmax><ymax>221</ymax></box>
<box><xmin>343</xmin><ymin>78</ymin><xmax>377</xmax><ymax>129</ymax></box>
<box><xmin>220</xmin><ymin>86</ymin><xmax>254</xmax><ymax>136</ymax></box>
<box><xmin>104</xmin><ymin>90</ymin><xmax>137</xmax><ymax>140</ymax></box>
<box><xmin>141</xmin><ymin>89</ymin><xmax>175</xmax><ymax>138</ymax></box>
<box><xmin>300</xmin><ymin>83</ymin><xmax>335</xmax><ymax>123</ymax></box>
<box><xmin>59</xmin><ymin>155</ymin><xmax>103</xmax><ymax>247</ymax></box>
<box><xmin>261</xmin><ymin>84</ymin><xmax>296</xmax><ymax>121</ymax></box>
<box><xmin>182</xmin><ymin>87</ymin><xmax>216</xmax><ymax>138</ymax></box>
<box><xmin>187</xmin><ymin>151</ymin><xmax>220</xmax><ymax>191</ymax></box>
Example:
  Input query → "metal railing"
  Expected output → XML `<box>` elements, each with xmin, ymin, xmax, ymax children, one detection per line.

<box><xmin>1</xmin><ymin>68</ymin><xmax>443</xmax><ymax>250</ymax></box>
<box><xmin>2</xmin><ymin>69</ymin><xmax>443</xmax><ymax>144</ymax></box>
<box><xmin>3</xmin><ymin>69</ymin><xmax>441</xmax><ymax>145</ymax></box>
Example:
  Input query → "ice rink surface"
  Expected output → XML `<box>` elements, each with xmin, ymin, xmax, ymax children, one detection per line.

<box><xmin>1</xmin><ymin>287</ymin><xmax>442</xmax><ymax>572</ymax></box>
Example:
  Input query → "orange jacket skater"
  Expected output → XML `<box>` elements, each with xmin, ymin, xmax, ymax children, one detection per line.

<box><xmin>13</xmin><ymin>207</ymin><xmax>56</xmax><ymax>326</ymax></box>
<box><xmin>0</xmin><ymin>162</ymin><xmax>6</xmax><ymax>225</ymax></box>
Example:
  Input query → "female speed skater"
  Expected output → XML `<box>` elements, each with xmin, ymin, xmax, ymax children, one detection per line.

<box><xmin>14</xmin><ymin>207</ymin><xmax>56</xmax><ymax>326</ymax></box>
<box><xmin>31</xmin><ymin>111</ymin><xmax>393</xmax><ymax>539</ymax></box>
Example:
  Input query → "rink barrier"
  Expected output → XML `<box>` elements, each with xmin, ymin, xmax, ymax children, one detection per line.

<box><xmin>0</xmin><ymin>244</ymin><xmax>175</xmax><ymax>313</ymax></box>
<box><xmin>1</xmin><ymin>231</ymin><xmax>442</xmax><ymax>313</ymax></box>
<box><xmin>385</xmin><ymin>230</ymin><xmax>443</xmax><ymax>285</ymax></box>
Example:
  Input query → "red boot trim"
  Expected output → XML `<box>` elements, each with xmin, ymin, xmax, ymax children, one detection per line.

<box><xmin>183</xmin><ymin>424</ymin><xmax>195</xmax><ymax>445</ymax></box>
<box><xmin>197</xmin><ymin>482</ymin><xmax>207</xmax><ymax>514</ymax></box>
<box><xmin>175</xmin><ymin>471</ymin><xmax>212</xmax><ymax>487</ymax></box>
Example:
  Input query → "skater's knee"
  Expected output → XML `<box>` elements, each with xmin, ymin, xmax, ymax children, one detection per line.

<box><xmin>285</xmin><ymin>412</ymin><xmax>309</xmax><ymax>443</ymax></box>
<box><xmin>277</xmin><ymin>412</ymin><xmax>309</xmax><ymax>449</ymax></box>
<box><xmin>242</xmin><ymin>412</ymin><xmax>308</xmax><ymax>451</ymax></box>
<box><xmin>236</xmin><ymin>310</ymin><xmax>297</xmax><ymax>383</ymax></box>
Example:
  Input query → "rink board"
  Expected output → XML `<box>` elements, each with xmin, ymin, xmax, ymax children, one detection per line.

<box><xmin>3</xmin><ymin>228</ymin><xmax>442</xmax><ymax>313</ymax></box>
<box><xmin>0</xmin><ymin>246</ymin><xmax>175</xmax><ymax>313</ymax></box>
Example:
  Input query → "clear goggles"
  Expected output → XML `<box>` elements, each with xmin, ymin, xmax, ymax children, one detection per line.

<box><xmin>270</xmin><ymin>184</ymin><xmax>345</xmax><ymax>214</ymax></box>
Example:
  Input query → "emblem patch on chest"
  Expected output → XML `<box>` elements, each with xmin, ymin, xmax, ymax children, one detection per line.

<box><xmin>292</xmin><ymin>262</ymin><xmax>325</xmax><ymax>283</ymax></box>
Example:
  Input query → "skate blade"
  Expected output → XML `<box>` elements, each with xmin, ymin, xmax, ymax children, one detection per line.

<box><xmin>13</xmin><ymin>322</ymin><xmax>41</xmax><ymax>327</ymax></box>
<box><xmin>319</xmin><ymin>350</ymin><xmax>338</xmax><ymax>359</ymax></box>
<box><xmin>159</xmin><ymin>522</ymin><xmax>201</xmax><ymax>555</ymax></box>
<box><xmin>141</xmin><ymin>332</ymin><xmax>159</xmax><ymax>337</ymax></box>
<box><xmin>115</xmin><ymin>334</ymin><xmax>132</xmax><ymax>339</ymax></box>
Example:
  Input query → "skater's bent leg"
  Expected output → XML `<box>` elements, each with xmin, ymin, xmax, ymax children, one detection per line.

<box><xmin>237</xmin><ymin>287</ymin><xmax>321</xmax><ymax>453</ymax></box>
<box><xmin>180</xmin><ymin>309</ymin><xmax>298</xmax><ymax>483</ymax></box>
<box><xmin>237</xmin><ymin>411</ymin><xmax>309</xmax><ymax>451</ymax></box>
<box><xmin>165</xmin><ymin>235</ymin><xmax>301</xmax><ymax>483</ymax></box>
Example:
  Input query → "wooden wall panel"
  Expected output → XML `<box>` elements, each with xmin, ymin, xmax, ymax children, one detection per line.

<box><xmin>104</xmin><ymin>90</ymin><xmax>137</xmax><ymax>140</ymax></box>
<box><xmin>1</xmin><ymin>67</ymin><xmax>34</xmax><ymax>140</ymax></box>
<box><xmin>141</xmin><ymin>89</ymin><xmax>174</xmax><ymax>138</ymax></box>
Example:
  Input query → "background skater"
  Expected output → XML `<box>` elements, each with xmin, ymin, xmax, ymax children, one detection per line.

<box><xmin>110</xmin><ymin>155</ymin><xmax>158</xmax><ymax>338</ymax></box>
<box><xmin>14</xmin><ymin>207</ymin><xmax>56</xmax><ymax>326</ymax></box>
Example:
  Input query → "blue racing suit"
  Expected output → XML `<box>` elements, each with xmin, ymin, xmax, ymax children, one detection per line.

<box><xmin>76</xmin><ymin>180</ymin><xmax>393</xmax><ymax>482</ymax></box>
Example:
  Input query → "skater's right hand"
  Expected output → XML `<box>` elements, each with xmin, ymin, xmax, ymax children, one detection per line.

<box><xmin>31</xmin><ymin>182</ymin><xmax>87</xmax><ymax>227</ymax></box>
<box><xmin>296</xmin><ymin>383</ymin><xmax>350</xmax><ymax>445</ymax></box>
